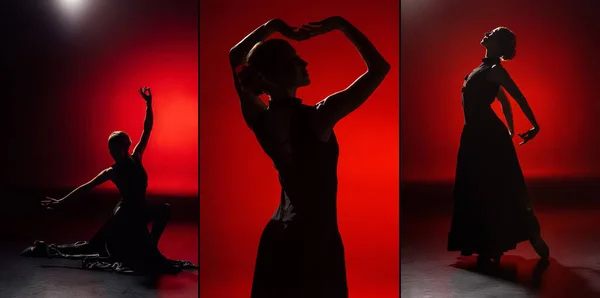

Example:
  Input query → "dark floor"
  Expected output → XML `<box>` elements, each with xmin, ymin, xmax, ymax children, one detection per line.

<box><xmin>401</xmin><ymin>178</ymin><xmax>600</xmax><ymax>298</ymax></box>
<box><xmin>0</xmin><ymin>189</ymin><xmax>198</xmax><ymax>298</ymax></box>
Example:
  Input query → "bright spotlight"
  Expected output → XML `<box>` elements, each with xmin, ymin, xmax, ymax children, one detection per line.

<box><xmin>56</xmin><ymin>0</ymin><xmax>88</xmax><ymax>21</ymax></box>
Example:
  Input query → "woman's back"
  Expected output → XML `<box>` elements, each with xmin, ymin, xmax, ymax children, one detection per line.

<box><xmin>252</xmin><ymin>98</ymin><xmax>340</xmax><ymax>227</ymax></box>
<box><xmin>111</xmin><ymin>155</ymin><xmax>148</xmax><ymax>205</ymax></box>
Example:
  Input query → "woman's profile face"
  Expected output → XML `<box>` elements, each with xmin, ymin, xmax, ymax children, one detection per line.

<box><xmin>269</xmin><ymin>44</ymin><xmax>310</xmax><ymax>90</ymax></box>
<box><xmin>286</xmin><ymin>52</ymin><xmax>310</xmax><ymax>88</ymax></box>
<box><xmin>481</xmin><ymin>29</ymin><xmax>499</xmax><ymax>47</ymax></box>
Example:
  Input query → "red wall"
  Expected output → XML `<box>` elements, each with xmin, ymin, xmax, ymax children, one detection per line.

<box><xmin>401</xmin><ymin>0</ymin><xmax>598</xmax><ymax>182</ymax></box>
<box><xmin>200</xmin><ymin>0</ymin><xmax>399</xmax><ymax>296</ymax></box>
<box><xmin>33</xmin><ymin>2</ymin><xmax>199</xmax><ymax>196</ymax></box>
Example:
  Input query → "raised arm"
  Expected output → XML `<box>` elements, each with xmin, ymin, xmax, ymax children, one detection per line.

<box><xmin>229</xmin><ymin>19</ymin><xmax>307</xmax><ymax>129</ymax></box>
<box><xmin>303</xmin><ymin>16</ymin><xmax>391</xmax><ymax>134</ymax></box>
<box><xmin>41</xmin><ymin>168</ymin><xmax>114</xmax><ymax>208</ymax></box>
<box><xmin>132</xmin><ymin>86</ymin><xmax>153</xmax><ymax>159</ymax></box>
<box><xmin>496</xmin><ymin>87</ymin><xmax>514</xmax><ymax>137</ymax></box>
<box><xmin>489</xmin><ymin>65</ymin><xmax>539</xmax><ymax>145</ymax></box>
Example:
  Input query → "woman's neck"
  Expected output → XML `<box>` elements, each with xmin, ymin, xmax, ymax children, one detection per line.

<box><xmin>269</xmin><ymin>88</ymin><xmax>298</xmax><ymax>102</ymax></box>
<box><xmin>484</xmin><ymin>49</ymin><xmax>501</xmax><ymax>60</ymax></box>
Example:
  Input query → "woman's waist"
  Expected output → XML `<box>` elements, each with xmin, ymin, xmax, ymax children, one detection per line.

<box><xmin>272</xmin><ymin>204</ymin><xmax>339</xmax><ymax>223</ymax></box>
<box><xmin>269</xmin><ymin>216</ymin><xmax>340</xmax><ymax>231</ymax></box>
<box><xmin>463</xmin><ymin>111</ymin><xmax>504</xmax><ymax>126</ymax></box>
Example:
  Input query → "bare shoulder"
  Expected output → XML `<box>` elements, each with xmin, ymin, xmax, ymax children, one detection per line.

<box><xmin>490</xmin><ymin>63</ymin><xmax>508</xmax><ymax>73</ymax></box>
<box><xmin>488</xmin><ymin>63</ymin><xmax>510</xmax><ymax>84</ymax></box>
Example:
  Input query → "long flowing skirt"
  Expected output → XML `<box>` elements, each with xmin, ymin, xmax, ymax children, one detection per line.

<box><xmin>448</xmin><ymin>121</ymin><xmax>541</xmax><ymax>255</ymax></box>
<box><xmin>21</xmin><ymin>201</ymin><xmax>198</xmax><ymax>274</ymax></box>
<box><xmin>251</xmin><ymin>219</ymin><xmax>348</xmax><ymax>298</ymax></box>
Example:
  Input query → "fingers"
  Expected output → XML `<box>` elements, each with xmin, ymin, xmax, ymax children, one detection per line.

<box><xmin>298</xmin><ymin>25</ymin><xmax>331</xmax><ymax>38</ymax></box>
<box><xmin>285</xmin><ymin>28</ymin><xmax>311</xmax><ymax>41</ymax></box>
<box><xmin>41</xmin><ymin>197</ymin><xmax>59</xmax><ymax>207</ymax></box>
<box><xmin>138</xmin><ymin>87</ymin><xmax>151</xmax><ymax>97</ymax></box>
<box><xmin>301</xmin><ymin>24</ymin><xmax>323</xmax><ymax>31</ymax></box>
<box><xmin>283</xmin><ymin>25</ymin><xmax>298</xmax><ymax>32</ymax></box>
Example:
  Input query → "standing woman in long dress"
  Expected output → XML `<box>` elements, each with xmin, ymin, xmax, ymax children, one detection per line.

<box><xmin>448</xmin><ymin>27</ymin><xmax>550</xmax><ymax>265</ymax></box>
<box><xmin>229</xmin><ymin>17</ymin><xmax>390</xmax><ymax>297</ymax></box>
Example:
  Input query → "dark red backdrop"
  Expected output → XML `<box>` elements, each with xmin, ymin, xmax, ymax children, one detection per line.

<box><xmin>401</xmin><ymin>0</ymin><xmax>600</xmax><ymax>183</ymax></box>
<box><xmin>200</xmin><ymin>0</ymin><xmax>399</xmax><ymax>296</ymax></box>
<box><xmin>9</xmin><ymin>1</ymin><xmax>198</xmax><ymax>196</ymax></box>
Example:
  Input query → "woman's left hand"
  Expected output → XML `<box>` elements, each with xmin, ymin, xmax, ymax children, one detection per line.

<box><xmin>278</xmin><ymin>23</ymin><xmax>312</xmax><ymax>41</ymax></box>
<box><xmin>41</xmin><ymin>197</ymin><xmax>62</xmax><ymax>210</ymax></box>
<box><xmin>139</xmin><ymin>86</ymin><xmax>152</xmax><ymax>103</ymax></box>
<box><xmin>518</xmin><ymin>127</ymin><xmax>539</xmax><ymax>146</ymax></box>
<box><xmin>300</xmin><ymin>16</ymin><xmax>346</xmax><ymax>38</ymax></box>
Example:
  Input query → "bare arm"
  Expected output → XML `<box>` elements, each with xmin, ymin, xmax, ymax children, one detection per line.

<box><xmin>42</xmin><ymin>168</ymin><xmax>113</xmax><ymax>207</ymax></box>
<box><xmin>496</xmin><ymin>87</ymin><xmax>514</xmax><ymax>136</ymax></box>
<box><xmin>308</xmin><ymin>17</ymin><xmax>391</xmax><ymax>134</ymax></box>
<box><xmin>229</xmin><ymin>19</ymin><xmax>291</xmax><ymax>128</ymax></box>
<box><xmin>489</xmin><ymin>65</ymin><xmax>539</xmax><ymax>145</ymax></box>
<box><xmin>133</xmin><ymin>87</ymin><xmax>153</xmax><ymax>159</ymax></box>
<box><xmin>489</xmin><ymin>66</ymin><xmax>538</xmax><ymax>128</ymax></box>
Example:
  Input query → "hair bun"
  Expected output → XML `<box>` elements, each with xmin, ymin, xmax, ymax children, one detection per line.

<box><xmin>237</xmin><ymin>63</ymin><xmax>264</xmax><ymax>96</ymax></box>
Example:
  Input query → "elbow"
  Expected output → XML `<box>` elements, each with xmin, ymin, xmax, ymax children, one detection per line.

<box><xmin>370</xmin><ymin>59</ymin><xmax>390</xmax><ymax>76</ymax></box>
<box><xmin>368</xmin><ymin>61</ymin><xmax>390</xmax><ymax>79</ymax></box>
<box><xmin>381</xmin><ymin>61</ymin><xmax>391</xmax><ymax>74</ymax></box>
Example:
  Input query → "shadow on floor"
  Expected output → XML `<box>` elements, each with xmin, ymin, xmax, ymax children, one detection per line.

<box><xmin>450</xmin><ymin>250</ymin><xmax>600</xmax><ymax>297</ymax></box>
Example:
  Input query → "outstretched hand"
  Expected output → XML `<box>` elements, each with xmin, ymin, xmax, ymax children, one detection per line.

<box><xmin>518</xmin><ymin>127</ymin><xmax>539</xmax><ymax>146</ymax></box>
<box><xmin>139</xmin><ymin>86</ymin><xmax>152</xmax><ymax>103</ymax></box>
<box><xmin>41</xmin><ymin>197</ymin><xmax>62</xmax><ymax>210</ymax></box>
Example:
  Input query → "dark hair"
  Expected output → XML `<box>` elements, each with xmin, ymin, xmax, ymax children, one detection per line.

<box><xmin>108</xmin><ymin>131</ymin><xmax>131</xmax><ymax>156</ymax></box>
<box><xmin>237</xmin><ymin>39</ymin><xmax>296</xmax><ymax>96</ymax></box>
<box><xmin>494</xmin><ymin>27</ymin><xmax>517</xmax><ymax>60</ymax></box>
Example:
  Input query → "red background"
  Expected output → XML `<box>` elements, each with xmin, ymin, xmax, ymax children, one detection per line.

<box><xmin>200</xmin><ymin>0</ymin><xmax>399</xmax><ymax>296</ymax></box>
<box><xmin>8</xmin><ymin>1</ymin><xmax>198</xmax><ymax>196</ymax></box>
<box><xmin>401</xmin><ymin>0</ymin><xmax>599</xmax><ymax>183</ymax></box>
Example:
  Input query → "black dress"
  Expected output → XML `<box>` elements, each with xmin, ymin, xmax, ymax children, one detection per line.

<box><xmin>21</xmin><ymin>155</ymin><xmax>198</xmax><ymax>274</ymax></box>
<box><xmin>250</xmin><ymin>98</ymin><xmax>348</xmax><ymax>298</ymax></box>
<box><xmin>448</xmin><ymin>57</ymin><xmax>542</xmax><ymax>257</ymax></box>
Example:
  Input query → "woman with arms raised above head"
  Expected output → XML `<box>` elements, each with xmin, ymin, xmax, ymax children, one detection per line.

<box><xmin>230</xmin><ymin>16</ymin><xmax>390</xmax><ymax>298</ymax></box>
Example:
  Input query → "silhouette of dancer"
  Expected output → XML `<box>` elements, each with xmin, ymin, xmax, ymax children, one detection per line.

<box><xmin>229</xmin><ymin>17</ymin><xmax>389</xmax><ymax>297</ymax></box>
<box><xmin>21</xmin><ymin>87</ymin><xmax>198</xmax><ymax>275</ymax></box>
<box><xmin>448</xmin><ymin>27</ymin><xmax>550</xmax><ymax>265</ymax></box>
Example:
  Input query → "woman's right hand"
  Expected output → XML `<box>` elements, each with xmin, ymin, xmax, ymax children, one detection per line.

<box><xmin>518</xmin><ymin>126</ymin><xmax>539</xmax><ymax>146</ymax></box>
<box><xmin>269</xmin><ymin>19</ymin><xmax>311</xmax><ymax>41</ymax></box>
<box><xmin>41</xmin><ymin>197</ymin><xmax>62</xmax><ymax>209</ymax></box>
